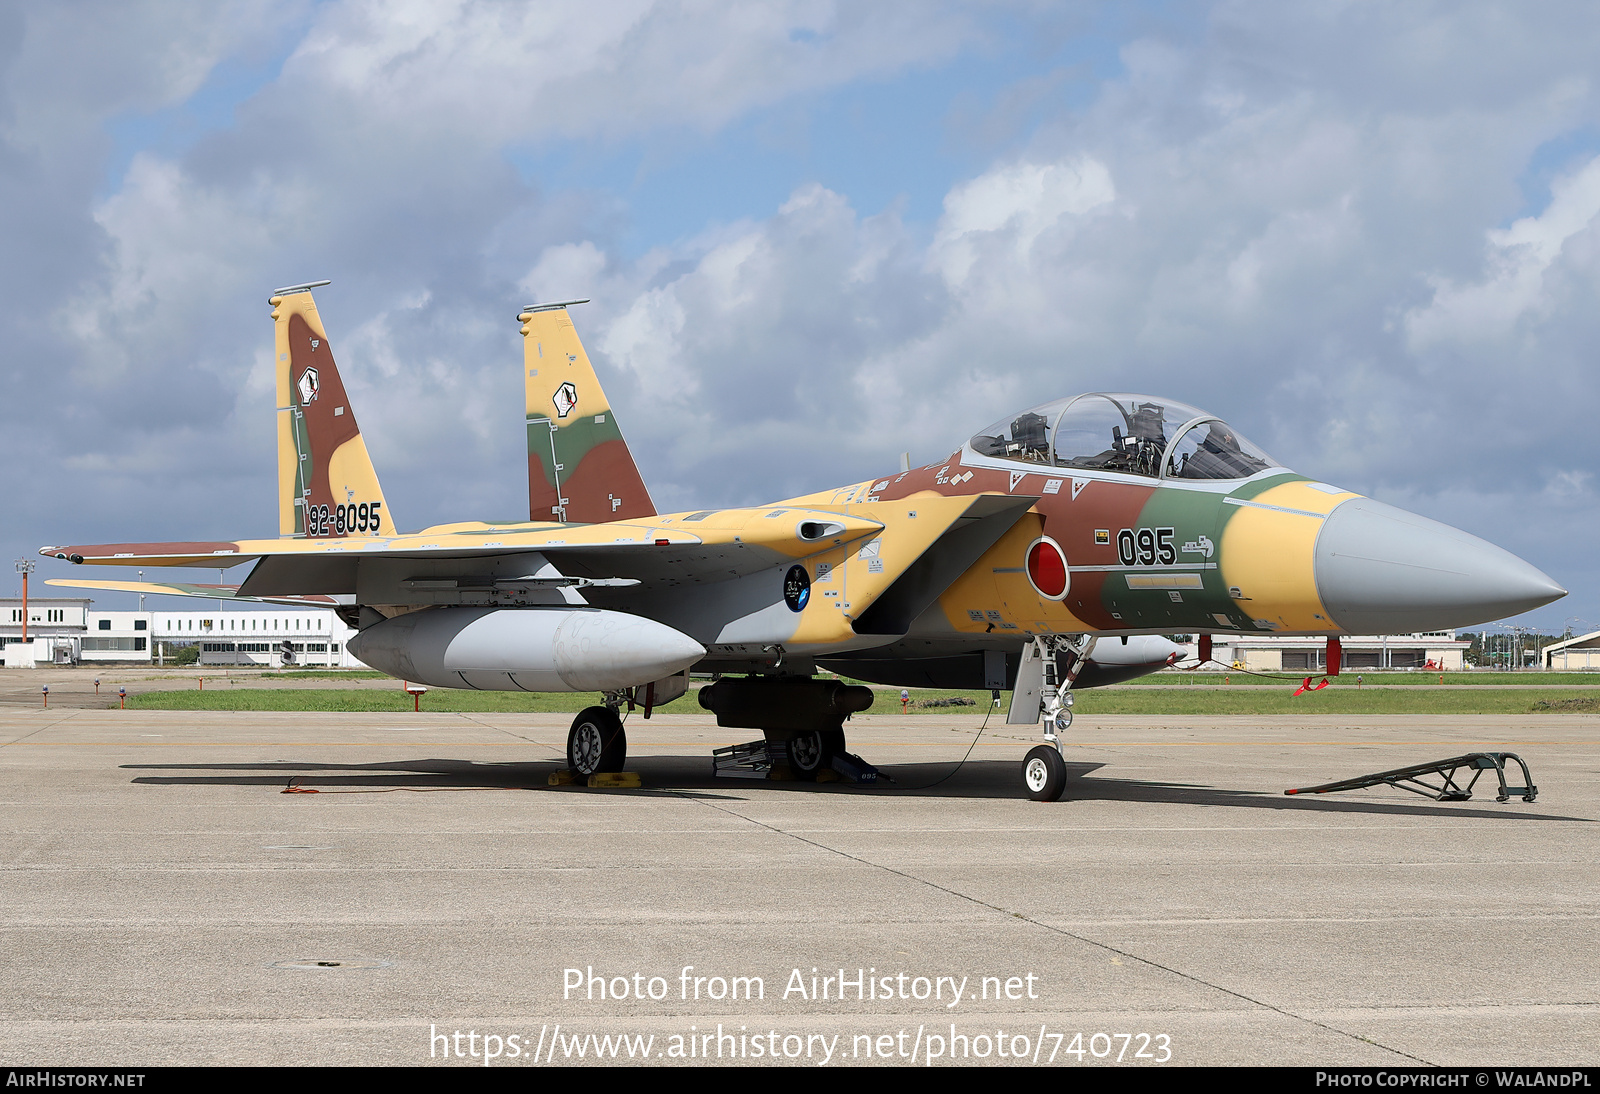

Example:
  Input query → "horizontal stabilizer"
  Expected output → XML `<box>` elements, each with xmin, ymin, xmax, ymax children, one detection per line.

<box><xmin>46</xmin><ymin>577</ymin><xmax>341</xmax><ymax>609</ymax></box>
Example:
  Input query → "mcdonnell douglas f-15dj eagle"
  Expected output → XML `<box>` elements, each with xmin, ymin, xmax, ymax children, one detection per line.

<box><xmin>42</xmin><ymin>282</ymin><xmax>1566</xmax><ymax>800</ymax></box>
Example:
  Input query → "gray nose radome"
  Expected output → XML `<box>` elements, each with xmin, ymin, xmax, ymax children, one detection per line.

<box><xmin>1315</xmin><ymin>498</ymin><xmax>1565</xmax><ymax>634</ymax></box>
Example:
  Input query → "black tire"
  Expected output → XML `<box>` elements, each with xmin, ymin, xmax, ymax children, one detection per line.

<box><xmin>1022</xmin><ymin>745</ymin><xmax>1066</xmax><ymax>802</ymax></box>
<box><xmin>568</xmin><ymin>706</ymin><xmax>626</xmax><ymax>777</ymax></box>
<box><xmin>822</xmin><ymin>729</ymin><xmax>845</xmax><ymax>766</ymax></box>
<box><xmin>784</xmin><ymin>729</ymin><xmax>844</xmax><ymax>779</ymax></box>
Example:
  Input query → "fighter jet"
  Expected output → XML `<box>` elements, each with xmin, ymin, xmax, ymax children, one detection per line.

<box><xmin>41</xmin><ymin>283</ymin><xmax>1566</xmax><ymax>800</ymax></box>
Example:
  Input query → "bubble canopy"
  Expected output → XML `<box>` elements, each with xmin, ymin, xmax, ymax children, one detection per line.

<box><xmin>968</xmin><ymin>393</ymin><xmax>1279</xmax><ymax>480</ymax></box>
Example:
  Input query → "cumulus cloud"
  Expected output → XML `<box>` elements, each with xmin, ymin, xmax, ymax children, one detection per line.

<box><xmin>9</xmin><ymin>0</ymin><xmax>983</xmax><ymax>543</ymax></box>
<box><xmin>6</xmin><ymin>0</ymin><xmax>1600</xmax><ymax>624</ymax></box>
<box><xmin>64</xmin><ymin>155</ymin><xmax>283</xmax><ymax>381</ymax></box>
<box><xmin>519</xmin><ymin>3</ymin><xmax>1600</xmax><ymax>621</ymax></box>
<box><xmin>1406</xmin><ymin>154</ymin><xmax>1600</xmax><ymax>347</ymax></box>
<box><xmin>931</xmin><ymin>158</ymin><xmax>1115</xmax><ymax>287</ymax></box>
<box><xmin>0</xmin><ymin>0</ymin><xmax>285</xmax><ymax>150</ymax></box>
<box><xmin>578</xmin><ymin>185</ymin><xmax>944</xmax><ymax>506</ymax></box>
<box><xmin>283</xmin><ymin>0</ymin><xmax>978</xmax><ymax>143</ymax></box>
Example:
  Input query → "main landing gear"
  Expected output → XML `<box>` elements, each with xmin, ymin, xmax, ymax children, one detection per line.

<box><xmin>567</xmin><ymin>678</ymin><xmax>872</xmax><ymax>783</ymax></box>
<box><xmin>699</xmin><ymin>677</ymin><xmax>872</xmax><ymax>780</ymax></box>
<box><xmin>786</xmin><ymin>728</ymin><xmax>847</xmax><ymax>778</ymax></box>
<box><xmin>1017</xmin><ymin>633</ymin><xmax>1096</xmax><ymax>802</ymax></box>
<box><xmin>567</xmin><ymin>705</ymin><xmax>627</xmax><ymax>778</ymax></box>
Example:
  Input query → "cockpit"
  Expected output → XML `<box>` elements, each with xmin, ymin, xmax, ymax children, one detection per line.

<box><xmin>969</xmin><ymin>393</ymin><xmax>1278</xmax><ymax>480</ymax></box>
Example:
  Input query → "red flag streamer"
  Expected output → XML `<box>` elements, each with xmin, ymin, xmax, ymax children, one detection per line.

<box><xmin>1293</xmin><ymin>676</ymin><xmax>1330</xmax><ymax>696</ymax></box>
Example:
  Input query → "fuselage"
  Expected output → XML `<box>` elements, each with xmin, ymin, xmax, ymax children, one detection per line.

<box><xmin>343</xmin><ymin>398</ymin><xmax>1569</xmax><ymax>688</ymax></box>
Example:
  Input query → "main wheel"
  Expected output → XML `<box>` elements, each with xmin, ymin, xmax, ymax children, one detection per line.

<box><xmin>784</xmin><ymin>729</ymin><xmax>844</xmax><ymax>779</ymax></box>
<box><xmin>568</xmin><ymin>706</ymin><xmax>626</xmax><ymax>777</ymax></box>
<box><xmin>1022</xmin><ymin>745</ymin><xmax>1067</xmax><ymax>802</ymax></box>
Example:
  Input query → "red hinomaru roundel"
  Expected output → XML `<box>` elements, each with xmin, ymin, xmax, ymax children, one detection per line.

<box><xmin>1026</xmin><ymin>536</ymin><xmax>1070</xmax><ymax>600</ymax></box>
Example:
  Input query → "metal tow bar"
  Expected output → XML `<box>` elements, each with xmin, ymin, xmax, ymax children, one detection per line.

<box><xmin>1285</xmin><ymin>752</ymin><xmax>1537</xmax><ymax>803</ymax></box>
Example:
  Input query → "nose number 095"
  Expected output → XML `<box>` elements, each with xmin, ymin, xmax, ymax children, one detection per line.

<box><xmin>1116</xmin><ymin>526</ymin><xmax>1176</xmax><ymax>567</ymax></box>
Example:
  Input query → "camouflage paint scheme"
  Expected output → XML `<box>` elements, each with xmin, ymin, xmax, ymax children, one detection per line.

<box><xmin>522</xmin><ymin>304</ymin><xmax>655</xmax><ymax>525</ymax></box>
<box><xmin>273</xmin><ymin>289</ymin><xmax>392</xmax><ymax>539</ymax></box>
<box><xmin>785</xmin><ymin>462</ymin><xmax>1359</xmax><ymax>647</ymax></box>
<box><xmin>43</xmin><ymin>285</ymin><xmax>1391</xmax><ymax>685</ymax></box>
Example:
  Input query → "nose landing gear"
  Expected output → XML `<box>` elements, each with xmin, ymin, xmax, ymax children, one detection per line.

<box><xmin>1016</xmin><ymin>634</ymin><xmax>1096</xmax><ymax>801</ymax></box>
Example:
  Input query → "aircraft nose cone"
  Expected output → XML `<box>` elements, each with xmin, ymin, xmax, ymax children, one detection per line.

<box><xmin>1315</xmin><ymin>498</ymin><xmax>1565</xmax><ymax>633</ymax></box>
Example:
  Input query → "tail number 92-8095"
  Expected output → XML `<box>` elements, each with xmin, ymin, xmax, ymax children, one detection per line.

<box><xmin>304</xmin><ymin>501</ymin><xmax>383</xmax><ymax>537</ymax></box>
<box><xmin>1116</xmin><ymin>526</ymin><xmax>1176</xmax><ymax>567</ymax></box>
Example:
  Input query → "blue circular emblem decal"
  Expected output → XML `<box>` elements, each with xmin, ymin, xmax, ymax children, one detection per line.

<box><xmin>783</xmin><ymin>565</ymin><xmax>811</xmax><ymax>612</ymax></box>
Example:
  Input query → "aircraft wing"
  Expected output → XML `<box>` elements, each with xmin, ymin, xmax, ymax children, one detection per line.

<box><xmin>40</xmin><ymin>505</ymin><xmax>887</xmax><ymax>587</ymax></box>
<box><xmin>39</xmin><ymin>495</ymin><xmax>1040</xmax><ymax>655</ymax></box>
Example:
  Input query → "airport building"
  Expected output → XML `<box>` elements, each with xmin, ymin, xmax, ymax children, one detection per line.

<box><xmin>1</xmin><ymin>597</ymin><xmax>363</xmax><ymax>668</ymax></box>
<box><xmin>1186</xmin><ymin>631</ymin><xmax>1472</xmax><ymax>672</ymax></box>
<box><xmin>1541</xmin><ymin>630</ymin><xmax>1600</xmax><ymax>670</ymax></box>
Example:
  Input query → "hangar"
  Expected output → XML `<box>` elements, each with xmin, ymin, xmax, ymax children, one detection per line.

<box><xmin>1199</xmin><ymin>631</ymin><xmax>1471</xmax><ymax>672</ymax></box>
<box><xmin>1542</xmin><ymin>630</ymin><xmax>1600</xmax><ymax>670</ymax></box>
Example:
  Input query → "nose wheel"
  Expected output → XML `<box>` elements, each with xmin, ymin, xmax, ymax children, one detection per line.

<box><xmin>1023</xmin><ymin>746</ymin><xmax>1067</xmax><ymax>802</ymax></box>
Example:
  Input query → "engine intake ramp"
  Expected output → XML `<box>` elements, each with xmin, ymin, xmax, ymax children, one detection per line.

<box><xmin>1285</xmin><ymin>752</ymin><xmax>1537</xmax><ymax>803</ymax></box>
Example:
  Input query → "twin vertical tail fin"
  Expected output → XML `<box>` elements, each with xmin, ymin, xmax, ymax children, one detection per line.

<box><xmin>270</xmin><ymin>288</ymin><xmax>642</xmax><ymax>536</ymax></box>
<box><xmin>272</xmin><ymin>282</ymin><xmax>395</xmax><ymax>538</ymax></box>
<box><xmin>520</xmin><ymin>301</ymin><xmax>656</xmax><ymax>524</ymax></box>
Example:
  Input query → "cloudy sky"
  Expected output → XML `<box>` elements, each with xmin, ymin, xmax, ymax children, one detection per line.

<box><xmin>3</xmin><ymin>1</ymin><xmax>1597</xmax><ymax>633</ymax></box>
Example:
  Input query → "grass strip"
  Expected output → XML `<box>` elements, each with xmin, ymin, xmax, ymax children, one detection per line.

<box><xmin>255</xmin><ymin>670</ymin><xmax>389</xmax><ymax>680</ymax></box>
<box><xmin>1072</xmin><ymin>688</ymin><xmax>1600</xmax><ymax>715</ymax></box>
<box><xmin>124</xmin><ymin>686</ymin><xmax>1600</xmax><ymax>716</ymax></box>
<box><xmin>1124</xmin><ymin>671</ymin><xmax>1600</xmax><ymax>687</ymax></box>
<box><xmin>127</xmin><ymin>689</ymin><xmax>601</xmax><ymax>713</ymax></box>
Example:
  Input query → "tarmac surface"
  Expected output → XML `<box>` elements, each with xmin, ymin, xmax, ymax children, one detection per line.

<box><xmin>2</xmin><ymin>677</ymin><xmax>1597</xmax><ymax>1067</ymax></box>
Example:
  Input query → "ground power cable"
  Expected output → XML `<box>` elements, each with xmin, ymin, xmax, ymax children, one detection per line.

<box><xmin>860</xmin><ymin>700</ymin><xmax>995</xmax><ymax>792</ymax></box>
